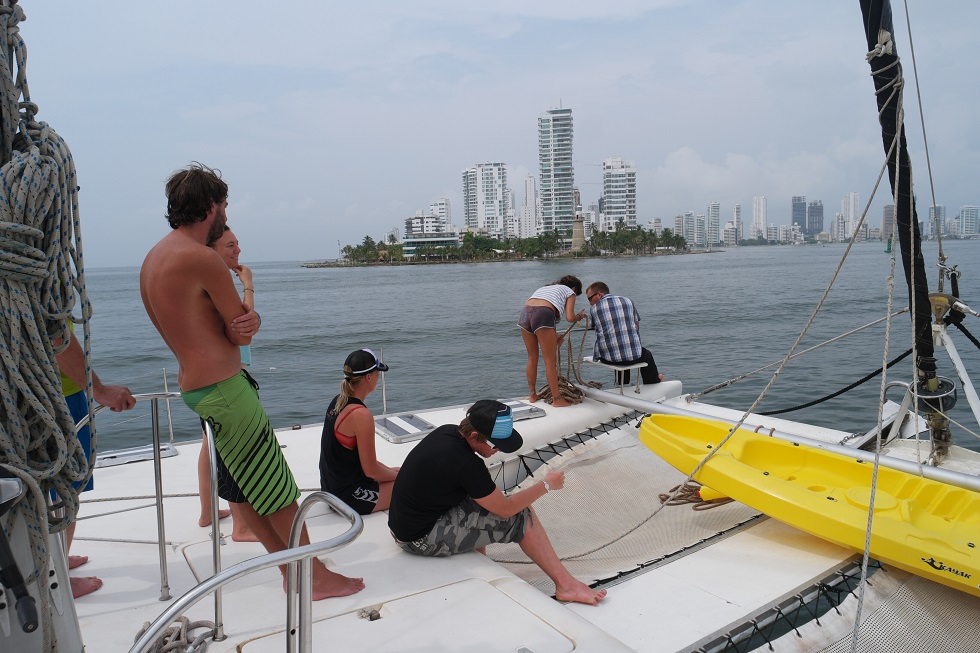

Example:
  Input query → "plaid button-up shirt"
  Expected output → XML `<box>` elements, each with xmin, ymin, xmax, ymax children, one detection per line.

<box><xmin>590</xmin><ymin>295</ymin><xmax>643</xmax><ymax>363</ymax></box>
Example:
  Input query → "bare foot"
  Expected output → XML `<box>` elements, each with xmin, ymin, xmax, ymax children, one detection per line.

<box><xmin>199</xmin><ymin>508</ymin><xmax>232</xmax><ymax>528</ymax></box>
<box><xmin>70</xmin><ymin>576</ymin><xmax>103</xmax><ymax>599</ymax></box>
<box><xmin>556</xmin><ymin>581</ymin><xmax>607</xmax><ymax>606</ymax></box>
<box><xmin>231</xmin><ymin>527</ymin><xmax>260</xmax><ymax>543</ymax></box>
<box><xmin>283</xmin><ymin>565</ymin><xmax>365</xmax><ymax>600</ymax></box>
<box><xmin>313</xmin><ymin>569</ymin><xmax>365</xmax><ymax>600</ymax></box>
<box><xmin>529</xmin><ymin>393</ymin><xmax>540</xmax><ymax>403</ymax></box>
<box><xmin>68</xmin><ymin>555</ymin><xmax>89</xmax><ymax>570</ymax></box>
<box><xmin>551</xmin><ymin>399</ymin><xmax>573</xmax><ymax>408</ymax></box>
<box><xmin>659</xmin><ymin>374</ymin><xmax>665</xmax><ymax>382</ymax></box>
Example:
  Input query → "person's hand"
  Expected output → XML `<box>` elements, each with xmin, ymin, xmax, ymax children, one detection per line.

<box><xmin>231</xmin><ymin>307</ymin><xmax>260</xmax><ymax>336</ymax></box>
<box><xmin>557</xmin><ymin>334</ymin><xmax>565</xmax><ymax>346</ymax></box>
<box><xmin>234</xmin><ymin>264</ymin><xmax>253</xmax><ymax>288</ymax></box>
<box><xmin>94</xmin><ymin>384</ymin><xmax>137</xmax><ymax>412</ymax></box>
<box><xmin>544</xmin><ymin>470</ymin><xmax>565</xmax><ymax>491</ymax></box>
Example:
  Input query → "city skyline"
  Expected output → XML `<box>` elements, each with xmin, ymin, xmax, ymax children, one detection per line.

<box><xmin>22</xmin><ymin>2</ymin><xmax>980</xmax><ymax>266</ymax></box>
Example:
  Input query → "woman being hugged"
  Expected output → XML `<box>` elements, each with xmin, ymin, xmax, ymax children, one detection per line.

<box><xmin>320</xmin><ymin>349</ymin><xmax>399</xmax><ymax>514</ymax></box>
<box><xmin>519</xmin><ymin>275</ymin><xmax>586</xmax><ymax>407</ymax></box>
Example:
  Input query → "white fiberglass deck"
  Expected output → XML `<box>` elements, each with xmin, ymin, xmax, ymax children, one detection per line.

<box><xmin>66</xmin><ymin>386</ymin><xmax>872</xmax><ymax>652</ymax></box>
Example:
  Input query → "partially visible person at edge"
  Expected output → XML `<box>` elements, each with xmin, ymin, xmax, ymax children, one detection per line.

<box><xmin>195</xmin><ymin>225</ymin><xmax>257</xmax><ymax>542</ymax></box>
<box><xmin>54</xmin><ymin>326</ymin><xmax>136</xmax><ymax>598</ymax></box>
<box><xmin>319</xmin><ymin>349</ymin><xmax>400</xmax><ymax>514</ymax></box>
<box><xmin>585</xmin><ymin>281</ymin><xmax>664</xmax><ymax>386</ymax></box>
<box><xmin>388</xmin><ymin>400</ymin><xmax>607</xmax><ymax>606</ymax></box>
<box><xmin>140</xmin><ymin>162</ymin><xmax>363</xmax><ymax>599</ymax></box>
<box><xmin>519</xmin><ymin>275</ymin><xmax>586</xmax><ymax>407</ymax></box>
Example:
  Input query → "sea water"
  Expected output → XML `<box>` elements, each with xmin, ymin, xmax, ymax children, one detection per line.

<box><xmin>81</xmin><ymin>240</ymin><xmax>980</xmax><ymax>453</ymax></box>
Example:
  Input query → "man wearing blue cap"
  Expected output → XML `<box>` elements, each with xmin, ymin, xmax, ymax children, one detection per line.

<box><xmin>388</xmin><ymin>399</ymin><xmax>606</xmax><ymax>606</ymax></box>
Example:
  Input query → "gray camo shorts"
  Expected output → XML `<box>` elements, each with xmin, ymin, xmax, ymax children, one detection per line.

<box><xmin>394</xmin><ymin>498</ymin><xmax>529</xmax><ymax>557</ymax></box>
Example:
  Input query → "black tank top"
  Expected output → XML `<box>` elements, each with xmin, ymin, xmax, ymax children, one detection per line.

<box><xmin>319</xmin><ymin>395</ymin><xmax>369</xmax><ymax>493</ymax></box>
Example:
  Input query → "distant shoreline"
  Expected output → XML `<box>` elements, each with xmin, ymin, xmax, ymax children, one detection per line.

<box><xmin>301</xmin><ymin>249</ymin><xmax>718</xmax><ymax>268</ymax></box>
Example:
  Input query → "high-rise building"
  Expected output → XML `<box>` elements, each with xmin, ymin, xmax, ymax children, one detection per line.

<box><xmin>461</xmin><ymin>162</ymin><xmax>509</xmax><ymax>235</ymax></box>
<box><xmin>518</xmin><ymin>174</ymin><xmax>538</xmax><ymax>238</ymax></box>
<box><xmin>405</xmin><ymin>198</ymin><xmax>453</xmax><ymax>237</ymax></box>
<box><xmin>841</xmin><ymin>191</ymin><xmax>860</xmax><ymax>237</ymax></box>
<box><xmin>832</xmin><ymin>212</ymin><xmax>848</xmax><ymax>242</ymax></box>
<box><xmin>752</xmin><ymin>196</ymin><xmax>767</xmax><ymax>240</ymax></box>
<box><xmin>681</xmin><ymin>211</ymin><xmax>704</xmax><ymax>247</ymax></box>
<box><xmin>430</xmin><ymin>198</ymin><xmax>452</xmax><ymax>231</ymax></box>
<box><xmin>807</xmin><ymin>200</ymin><xmax>824</xmax><ymax>235</ymax></box>
<box><xmin>601</xmin><ymin>157</ymin><xmax>637</xmax><ymax>229</ymax></box>
<box><xmin>791</xmin><ymin>196</ymin><xmax>807</xmax><ymax>233</ymax></box>
<box><xmin>733</xmin><ymin>203</ymin><xmax>742</xmax><ymax>242</ymax></box>
<box><xmin>706</xmin><ymin>201</ymin><xmax>720</xmax><ymax>246</ymax></box>
<box><xmin>538</xmin><ymin>107</ymin><xmax>575</xmax><ymax>236</ymax></box>
<box><xmin>960</xmin><ymin>206</ymin><xmax>979</xmax><ymax>237</ymax></box>
<box><xmin>881</xmin><ymin>204</ymin><xmax>896</xmax><ymax>242</ymax></box>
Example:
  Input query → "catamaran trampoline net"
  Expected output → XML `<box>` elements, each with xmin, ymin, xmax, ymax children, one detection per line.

<box><xmin>487</xmin><ymin>420</ymin><xmax>980</xmax><ymax>653</ymax></box>
<box><xmin>487</xmin><ymin>425</ymin><xmax>760</xmax><ymax>590</ymax></box>
<box><xmin>766</xmin><ymin>568</ymin><xmax>980</xmax><ymax>653</ymax></box>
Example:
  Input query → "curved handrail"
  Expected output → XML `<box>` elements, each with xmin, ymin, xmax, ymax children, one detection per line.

<box><xmin>129</xmin><ymin>497</ymin><xmax>363</xmax><ymax>653</ymax></box>
<box><xmin>285</xmin><ymin>492</ymin><xmax>363</xmax><ymax>653</ymax></box>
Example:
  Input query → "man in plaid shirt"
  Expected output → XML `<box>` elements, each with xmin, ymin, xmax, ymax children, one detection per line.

<box><xmin>586</xmin><ymin>281</ymin><xmax>663</xmax><ymax>386</ymax></box>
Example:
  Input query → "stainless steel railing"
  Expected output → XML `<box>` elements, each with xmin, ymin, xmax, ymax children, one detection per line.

<box><xmin>285</xmin><ymin>492</ymin><xmax>364</xmax><ymax>653</ymax></box>
<box><xmin>129</xmin><ymin>493</ymin><xmax>362</xmax><ymax>653</ymax></box>
<box><xmin>76</xmin><ymin>391</ymin><xmax>182</xmax><ymax>602</ymax></box>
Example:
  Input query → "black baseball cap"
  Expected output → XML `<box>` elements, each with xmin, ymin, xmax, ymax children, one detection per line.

<box><xmin>467</xmin><ymin>400</ymin><xmax>523</xmax><ymax>453</ymax></box>
<box><xmin>343</xmin><ymin>348</ymin><xmax>389</xmax><ymax>378</ymax></box>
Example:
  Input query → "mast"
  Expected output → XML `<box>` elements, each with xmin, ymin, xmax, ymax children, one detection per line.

<box><xmin>859</xmin><ymin>0</ymin><xmax>935</xmax><ymax>376</ymax></box>
<box><xmin>860</xmin><ymin>0</ymin><xmax>956</xmax><ymax>460</ymax></box>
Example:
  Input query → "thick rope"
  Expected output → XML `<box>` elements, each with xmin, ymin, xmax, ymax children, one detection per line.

<box><xmin>536</xmin><ymin>321</ymin><xmax>598</xmax><ymax>405</ymax></box>
<box><xmin>0</xmin><ymin>3</ymin><xmax>93</xmax><ymax>648</ymax></box>
<box><xmin>134</xmin><ymin>616</ymin><xmax>215</xmax><ymax>653</ymax></box>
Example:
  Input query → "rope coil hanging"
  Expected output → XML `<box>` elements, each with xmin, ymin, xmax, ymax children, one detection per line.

<box><xmin>0</xmin><ymin>2</ymin><xmax>94</xmax><ymax>648</ymax></box>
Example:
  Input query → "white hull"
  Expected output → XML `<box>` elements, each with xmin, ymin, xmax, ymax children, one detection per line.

<box><xmin>9</xmin><ymin>381</ymin><xmax>965</xmax><ymax>652</ymax></box>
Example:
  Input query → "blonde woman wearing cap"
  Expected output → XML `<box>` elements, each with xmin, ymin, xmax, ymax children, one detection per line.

<box><xmin>320</xmin><ymin>349</ymin><xmax>399</xmax><ymax>514</ymax></box>
<box><xmin>519</xmin><ymin>274</ymin><xmax>586</xmax><ymax>407</ymax></box>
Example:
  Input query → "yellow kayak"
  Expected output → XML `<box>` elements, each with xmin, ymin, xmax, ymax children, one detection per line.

<box><xmin>639</xmin><ymin>414</ymin><xmax>980</xmax><ymax>597</ymax></box>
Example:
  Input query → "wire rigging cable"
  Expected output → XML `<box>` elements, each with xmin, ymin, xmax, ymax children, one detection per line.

<box><xmin>0</xmin><ymin>2</ymin><xmax>93</xmax><ymax>647</ymax></box>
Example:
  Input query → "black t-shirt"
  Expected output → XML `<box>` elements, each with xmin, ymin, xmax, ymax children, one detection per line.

<box><xmin>388</xmin><ymin>425</ymin><xmax>497</xmax><ymax>541</ymax></box>
<box><xmin>319</xmin><ymin>396</ymin><xmax>369</xmax><ymax>493</ymax></box>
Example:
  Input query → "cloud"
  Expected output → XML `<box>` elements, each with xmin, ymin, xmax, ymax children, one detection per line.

<box><xmin>14</xmin><ymin>0</ymin><xmax>980</xmax><ymax>266</ymax></box>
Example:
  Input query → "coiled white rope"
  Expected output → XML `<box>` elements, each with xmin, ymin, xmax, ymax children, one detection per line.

<box><xmin>0</xmin><ymin>2</ymin><xmax>95</xmax><ymax>648</ymax></box>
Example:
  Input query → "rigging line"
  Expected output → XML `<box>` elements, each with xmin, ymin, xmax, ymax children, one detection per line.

<box><xmin>901</xmin><ymin>0</ymin><xmax>945</xmax><ymax>276</ymax></box>
<box><xmin>672</xmin><ymin>122</ymin><xmax>902</xmax><ymax>511</ymax></box>
<box><xmin>946</xmin><ymin>319</ymin><xmax>980</xmax><ymax>352</ymax></box>
<box><xmin>689</xmin><ymin>309</ymin><xmax>909</xmax><ymax>400</ymax></box>
<box><xmin>852</xmin><ymin>15</ymin><xmax>918</xmax><ymax>648</ymax></box>
<box><xmin>758</xmin><ymin>348</ymin><xmax>911</xmax><ymax>416</ymax></box>
<box><xmin>941</xmin><ymin>413</ymin><xmax>980</xmax><ymax>443</ymax></box>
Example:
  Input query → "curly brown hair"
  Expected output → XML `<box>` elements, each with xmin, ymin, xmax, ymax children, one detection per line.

<box><xmin>556</xmin><ymin>274</ymin><xmax>582</xmax><ymax>296</ymax></box>
<box><xmin>164</xmin><ymin>162</ymin><xmax>229</xmax><ymax>229</ymax></box>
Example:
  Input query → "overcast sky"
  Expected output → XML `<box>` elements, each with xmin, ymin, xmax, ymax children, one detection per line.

<box><xmin>19</xmin><ymin>1</ymin><xmax>980</xmax><ymax>267</ymax></box>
